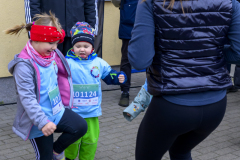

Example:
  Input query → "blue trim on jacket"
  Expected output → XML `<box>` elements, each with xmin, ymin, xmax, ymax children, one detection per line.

<box><xmin>65</xmin><ymin>49</ymin><xmax>98</xmax><ymax>61</ymax></box>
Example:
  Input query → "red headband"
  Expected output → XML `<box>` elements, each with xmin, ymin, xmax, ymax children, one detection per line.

<box><xmin>30</xmin><ymin>25</ymin><xmax>65</xmax><ymax>43</ymax></box>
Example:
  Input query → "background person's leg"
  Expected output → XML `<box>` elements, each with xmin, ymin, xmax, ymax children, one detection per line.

<box><xmin>119</xmin><ymin>39</ymin><xmax>131</xmax><ymax>107</ymax></box>
<box><xmin>227</xmin><ymin>63</ymin><xmax>231</xmax><ymax>72</ymax></box>
<box><xmin>234</xmin><ymin>65</ymin><xmax>240</xmax><ymax>89</ymax></box>
<box><xmin>227</xmin><ymin>64</ymin><xmax>238</xmax><ymax>93</ymax></box>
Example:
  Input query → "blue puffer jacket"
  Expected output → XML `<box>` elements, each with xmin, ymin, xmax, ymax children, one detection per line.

<box><xmin>147</xmin><ymin>0</ymin><xmax>233</xmax><ymax>96</ymax></box>
<box><xmin>119</xmin><ymin>0</ymin><xmax>138</xmax><ymax>39</ymax></box>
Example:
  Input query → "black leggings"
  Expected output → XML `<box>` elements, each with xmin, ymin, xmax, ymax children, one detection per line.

<box><xmin>120</xmin><ymin>39</ymin><xmax>131</xmax><ymax>92</ymax></box>
<box><xmin>136</xmin><ymin>96</ymin><xmax>227</xmax><ymax>160</ymax></box>
<box><xmin>30</xmin><ymin>108</ymin><xmax>87</xmax><ymax>160</ymax></box>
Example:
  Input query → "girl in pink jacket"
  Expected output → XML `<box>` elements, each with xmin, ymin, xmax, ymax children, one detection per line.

<box><xmin>6</xmin><ymin>12</ymin><xmax>87</xmax><ymax>160</ymax></box>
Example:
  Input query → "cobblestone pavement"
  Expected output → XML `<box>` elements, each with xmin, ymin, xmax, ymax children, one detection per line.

<box><xmin>1</xmin><ymin>73</ymin><xmax>240</xmax><ymax>160</ymax></box>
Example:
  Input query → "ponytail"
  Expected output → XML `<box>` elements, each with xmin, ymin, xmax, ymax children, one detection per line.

<box><xmin>5</xmin><ymin>22</ymin><xmax>33</xmax><ymax>35</ymax></box>
<box><xmin>4</xmin><ymin>11</ymin><xmax>62</xmax><ymax>36</ymax></box>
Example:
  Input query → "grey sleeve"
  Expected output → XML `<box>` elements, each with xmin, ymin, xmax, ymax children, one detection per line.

<box><xmin>13</xmin><ymin>62</ymin><xmax>49</xmax><ymax>130</ymax></box>
<box><xmin>128</xmin><ymin>0</ymin><xmax>155</xmax><ymax>70</ymax></box>
<box><xmin>224</xmin><ymin>0</ymin><xmax>240</xmax><ymax>64</ymax></box>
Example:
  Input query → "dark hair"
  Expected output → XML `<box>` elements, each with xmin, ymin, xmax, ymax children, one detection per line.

<box><xmin>5</xmin><ymin>11</ymin><xmax>62</xmax><ymax>35</ymax></box>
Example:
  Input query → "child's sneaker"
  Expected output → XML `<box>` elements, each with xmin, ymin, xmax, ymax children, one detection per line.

<box><xmin>53</xmin><ymin>150</ymin><xmax>65</xmax><ymax>160</ymax></box>
<box><xmin>123</xmin><ymin>86</ymin><xmax>152</xmax><ymax>121</ymax></box>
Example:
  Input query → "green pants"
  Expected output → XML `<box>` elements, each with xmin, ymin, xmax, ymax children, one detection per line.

<box><xmin>65</xmin><ymin>117</ymin><xmax>100</xmax><ymax>160</ymax></box>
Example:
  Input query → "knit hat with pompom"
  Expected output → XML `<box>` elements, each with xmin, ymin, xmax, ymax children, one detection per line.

<box><xmin>70</xmin><ymin>22</ymin><xmax>95</xmax><ymax>47</ymax></box>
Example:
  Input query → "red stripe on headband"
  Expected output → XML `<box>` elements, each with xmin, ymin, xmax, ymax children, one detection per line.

<box><xmin>30</xmin><ymin>25</ymin><xmax>65</xmax><ymax>43</ymax></box>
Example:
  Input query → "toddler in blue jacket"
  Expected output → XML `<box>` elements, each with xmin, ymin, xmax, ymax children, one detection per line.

<box><xmin>65</xmin><ymin>22</ymin><xmax>127</xmax><ymax>160</ymax></box>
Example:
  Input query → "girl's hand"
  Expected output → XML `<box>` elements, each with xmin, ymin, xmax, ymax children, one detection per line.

<box><xmin>118</xmin><ymin>74</ymin><xmax>125</xmax><ymax>83</ymax></box>
<box><xmin>41</xmin><ymin>122</ymin><xmax>56</xmax><ymax>136</ymax></box>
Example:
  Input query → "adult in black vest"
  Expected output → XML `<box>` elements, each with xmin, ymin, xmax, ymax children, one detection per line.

<box><xmin>128</xmin><ymin>0</ymin><xmax>240</xmax><ymax>159</ymax></box>
<box><xmin>24</xmin><ymin>0</ymin><xmax>97</xmax><ymax>55</ymax></box>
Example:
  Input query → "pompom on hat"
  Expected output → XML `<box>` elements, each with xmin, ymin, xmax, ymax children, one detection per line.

<box><xmin>70</xmin><ymin>22</ymin><xmax>95</xmax><ymax>47</ymax></box>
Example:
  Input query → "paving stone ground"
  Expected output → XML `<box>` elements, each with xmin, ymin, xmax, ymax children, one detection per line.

<box><xmin>1</xmin><ymin>72</ymin><xmax>240</xmax><ymax>160</ymax></box>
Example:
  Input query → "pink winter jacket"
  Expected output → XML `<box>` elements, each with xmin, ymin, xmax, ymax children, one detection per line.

<box><xmin>8</xmin><ymin>48</ymin><xmax>73</xmax><ymax>140</ymax></box>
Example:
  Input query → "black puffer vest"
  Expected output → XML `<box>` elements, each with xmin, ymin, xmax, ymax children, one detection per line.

<box><xmin>147</xmin><ymin>0</ymin><xmax>233</xmax><ymax>96</ymax></box>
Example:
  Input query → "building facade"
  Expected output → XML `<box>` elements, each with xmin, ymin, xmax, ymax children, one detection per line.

<box><xmin>0</xmin><ymin>1</ymin><xmax>122</xmax><ymax>78</ymax></box>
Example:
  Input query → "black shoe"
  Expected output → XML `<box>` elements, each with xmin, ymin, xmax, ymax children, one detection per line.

<box><xmin>118</xmin><ymin>92</ymin><xmax>129</xmax><ymax>107</ymax></box>
<box><xmin>66</xmin><ymin>158</ymin><xmax>73</xmax><ymax>160</ymax></box>
<box><xmin>227</xmin><ymin>85</ymin><xmax>238</xmax><ymax>93</ymax></box>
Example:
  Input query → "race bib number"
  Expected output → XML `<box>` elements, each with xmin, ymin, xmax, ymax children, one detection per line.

<box><xmin>48</xmin><ymin>86</ymin><xmax>63</xmax><ymax>115</ymax></box>
<box><xmin>73</xmin><ymin>84</ymin><xmax>99</xmax><ymax>106</ymax></box>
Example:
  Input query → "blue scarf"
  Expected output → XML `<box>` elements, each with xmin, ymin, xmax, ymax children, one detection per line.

<box><xmin>65</xmin><ymin>48</ymin><xmax>97</xmax><ymax>61</ymax></box>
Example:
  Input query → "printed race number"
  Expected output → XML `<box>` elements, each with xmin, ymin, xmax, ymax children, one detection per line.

<box><xmin>73</xmin><ymin>84</ymin><xmax>99</xmax><ymax>106</ymax></box>
<box><xmin>74</xmin><ymin>91</ymin><xmax>97</xmax><ymax>98</ymax></box>
<box><xmin>48</xmin><ymin>86</ymin><xmax>63</xmax><ymax>115</ymax></box>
